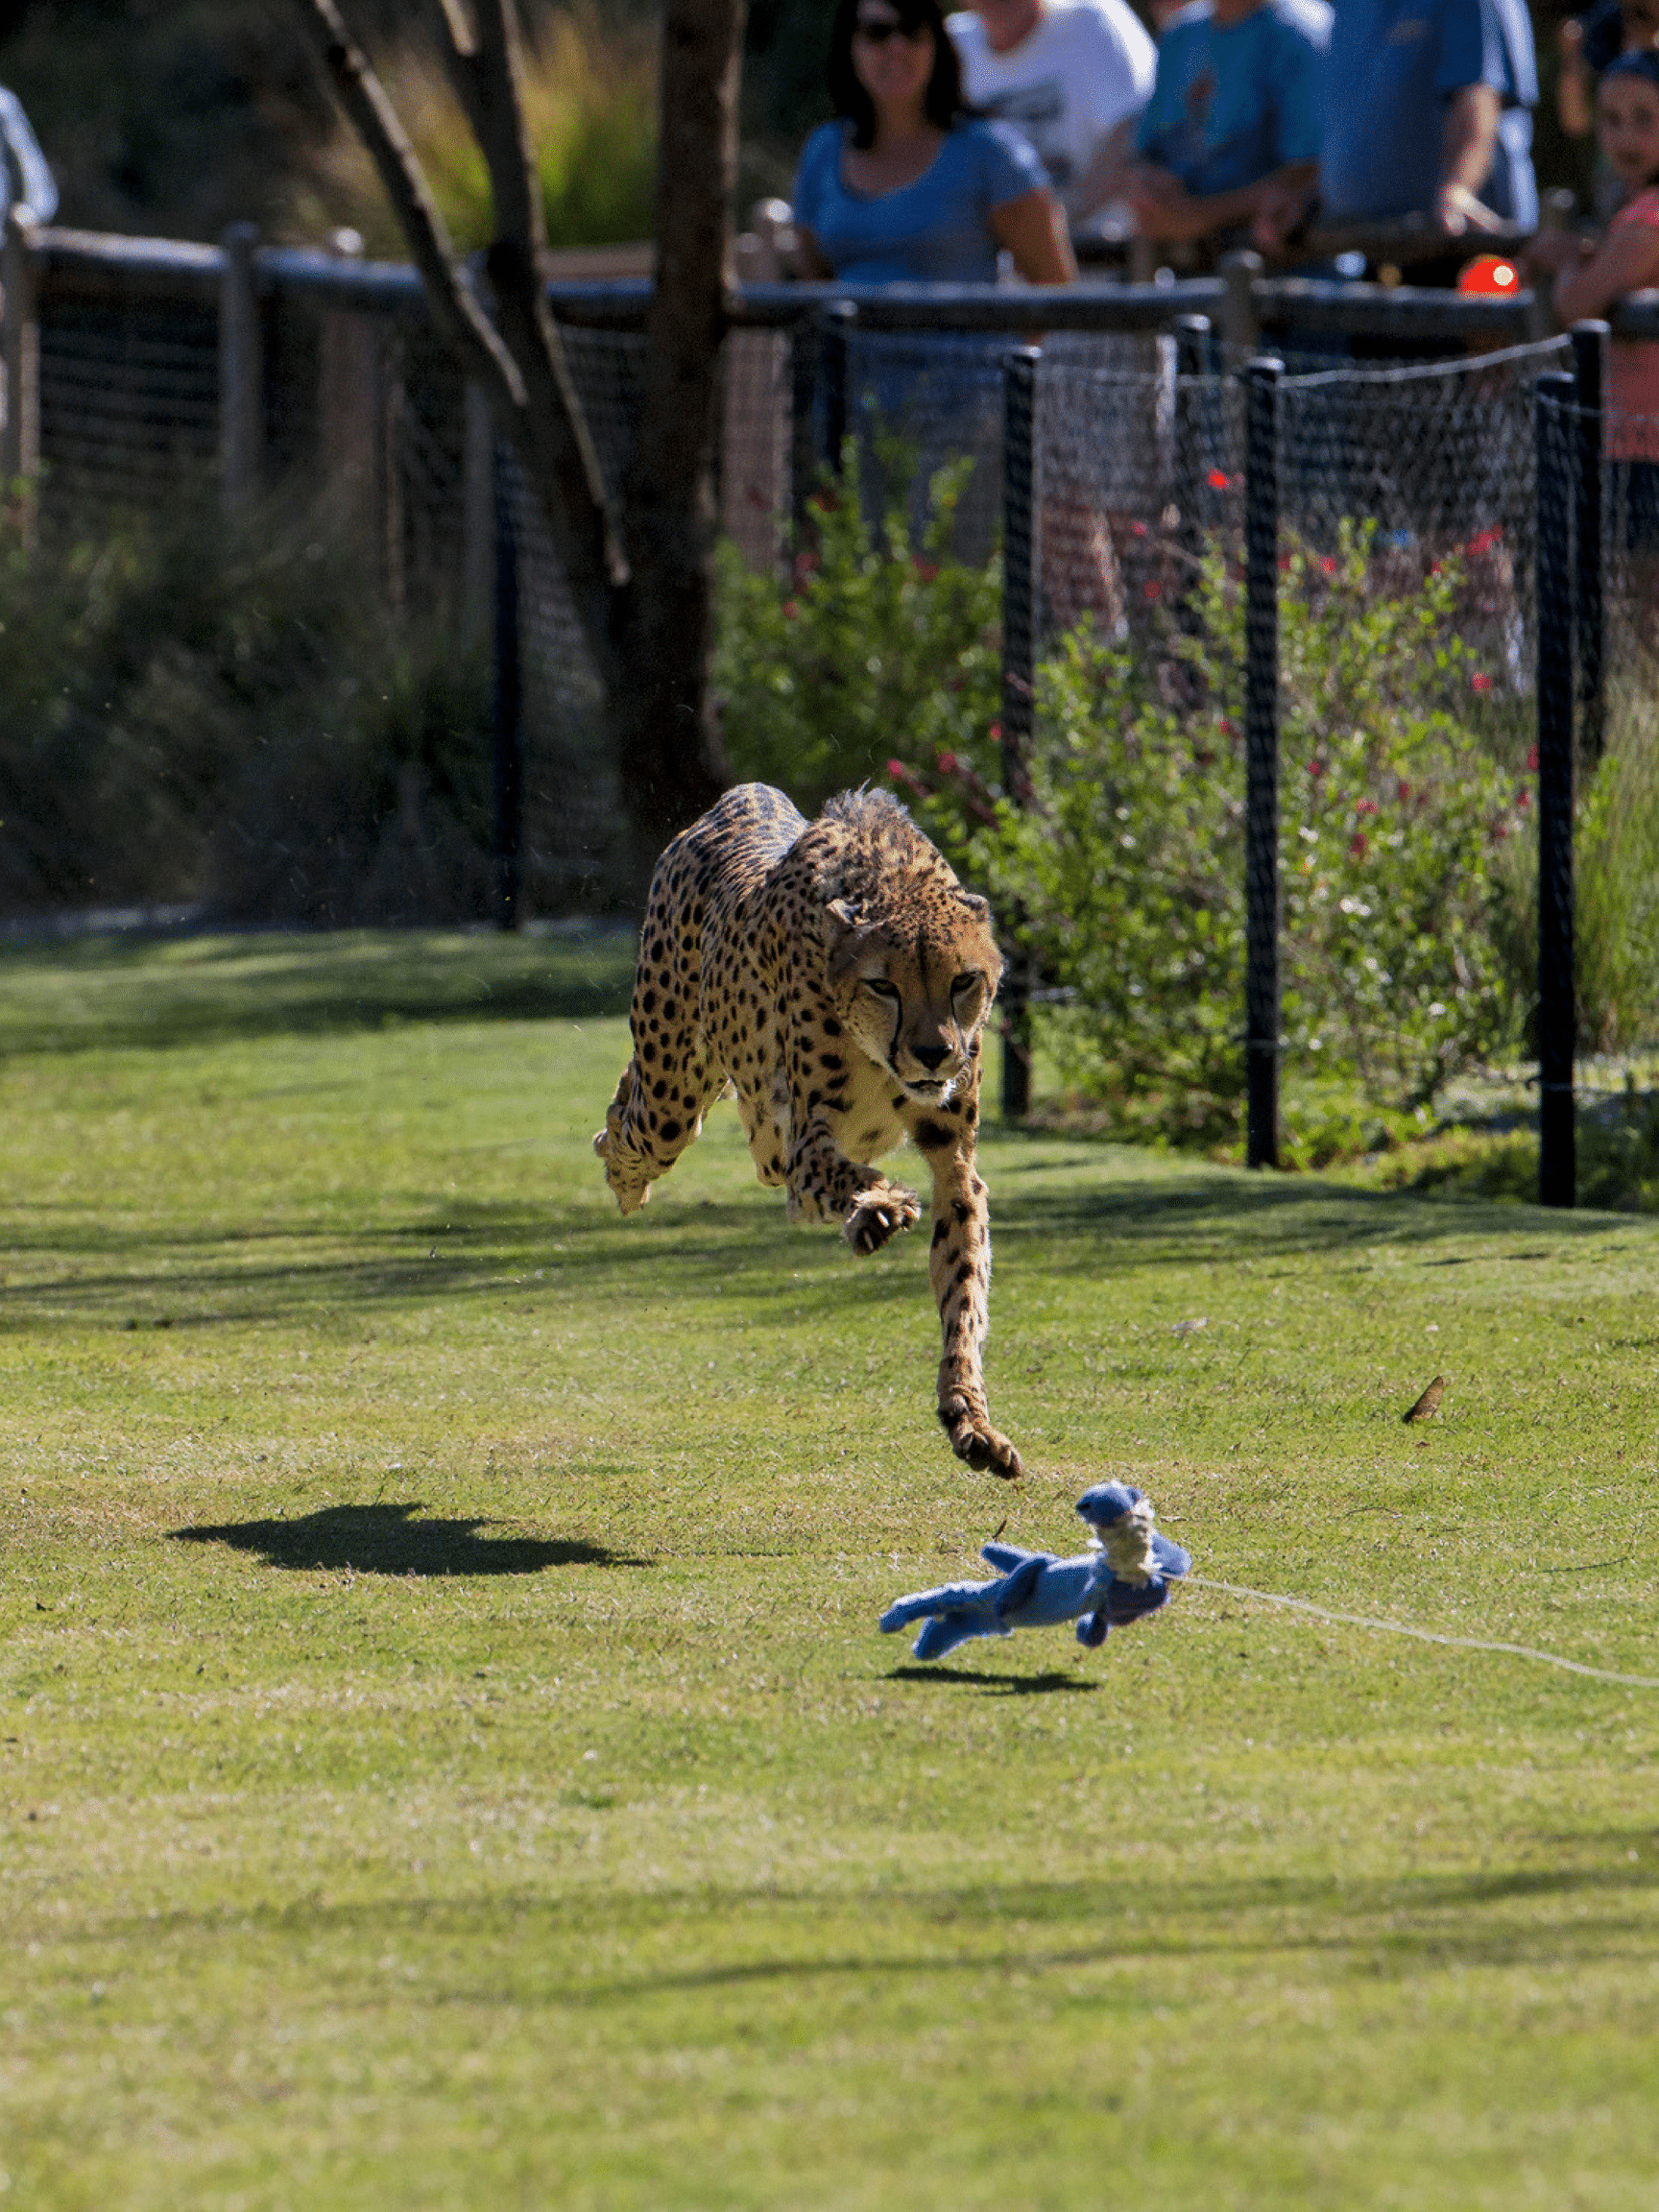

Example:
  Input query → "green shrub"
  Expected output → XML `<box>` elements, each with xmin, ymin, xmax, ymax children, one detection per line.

<box><xmin>901</xmin><ymin>524</ymin><xmax>1530</xmax><ymax>1139</ymax></box>
<box><xmin>713</xmin><ymin>454</ymin><xmax>1002</xmax><ymax>813</ymax></box>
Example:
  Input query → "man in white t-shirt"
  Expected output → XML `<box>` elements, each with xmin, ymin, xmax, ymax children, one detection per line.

<box><xmin>948</xmin><ymin>0</ymin><xmax>1156</xmax><ymax>234</ymax></box>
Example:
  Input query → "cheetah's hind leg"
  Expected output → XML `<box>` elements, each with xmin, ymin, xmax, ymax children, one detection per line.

<box><xmin>594</xmin><ymin>1046</ymin><xmax>727</xmax><ymax>1216</ymax></box>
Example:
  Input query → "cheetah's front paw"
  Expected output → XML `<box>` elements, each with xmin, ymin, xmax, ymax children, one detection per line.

<box><xmin>843</xmin><ymin>1184</ymin><xmax>922</xmax><ymax>1256</ymax></box>
<box><xmin>937</xmin><ymin>1391</ymin><xmax>1023</xmax><ymax>1479</ymax></box>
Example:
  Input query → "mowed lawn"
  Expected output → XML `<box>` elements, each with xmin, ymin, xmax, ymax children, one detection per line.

<box><xmin>3</xmin><ymin>931</ymin><xmax>1659</xmax><ymax>2211</ymax></box>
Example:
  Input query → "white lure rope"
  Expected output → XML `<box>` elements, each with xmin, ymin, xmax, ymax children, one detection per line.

<box><xmin>1190</xmin><ymin>1575</ymin><xmax>1659</xmax><ymax>1690</ymax></box>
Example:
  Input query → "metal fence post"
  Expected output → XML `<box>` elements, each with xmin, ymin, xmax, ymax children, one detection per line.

<box><xmin>1570</xmin><ymin>320</ymin><xmax>1607</xmax><ymax>768</ymax></box>
<box><xmin>1172</xmin><ymin>313</ymin><xmax>1214</xmax><ymax>611</ymax></box>
<box><xmin>788</xmin><ymin>313</ymin><xmax>818</xmax><ymax>540</ymax></box>
<box><xmin>492</xmin><ymin>438</ymin><xmax>523</xmax><ymax>933</ymax></box>
<box><xmin>2</xmin><ymin>204</ymin><xmax>40</xmax><ymax>549</ymax></box>
<box><xmin>1535</xmin><ymin>370</ymin><xmax>1575</xmax><ymax>1207</ymax></box>
<box><xmin>218</xmin><ymin>222</ymin><xmax>262</xmax><ymax>521</ymax></box>
<box><xmin>820</xmin><ymin>300</ymin><xmax>856</xmax><ymax>474</ymax></box>
<box><xmin>1243</xmin><ymin>356</ymin><xmax>1283</xmax><ymax>1170</ymax></box>
<box><xmin>999</xmin><ymin>344</ymin><xmax>1040</xmax><ymax>1119</ymax></box>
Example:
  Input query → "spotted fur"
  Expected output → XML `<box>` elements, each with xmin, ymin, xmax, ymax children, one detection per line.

<box><xmin>594</xmin><ymin>781</ymin><xmax>1021</xmax><ymax>1478</ymax></box>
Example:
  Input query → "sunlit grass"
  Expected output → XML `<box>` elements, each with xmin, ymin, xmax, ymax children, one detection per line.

<box><xmin>3</xmin><ymin>930</ymin><xmax>1659</xmax><ymax>2208</ymax></box>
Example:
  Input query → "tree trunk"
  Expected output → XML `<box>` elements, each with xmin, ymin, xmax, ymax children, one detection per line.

<box><xmin>291</xmin><ymin>0</ymin><xmax>741</xmax><ymax>873</ymax></box>
<box><xmin>609</xmin><ymin>0</ymin><xmax>742</xmax><ymax>856</ymax></box>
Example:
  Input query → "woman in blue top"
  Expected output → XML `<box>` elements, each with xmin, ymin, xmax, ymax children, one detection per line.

<box><xmin>792</xmin><ymin>0</ymin><xmax>1076</xmax><ymax>285</ymax></box>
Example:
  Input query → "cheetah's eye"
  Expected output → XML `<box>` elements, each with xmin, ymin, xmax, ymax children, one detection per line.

<box><xmin>951</xmin><ymin>972</ymin><xmax>986</xmax><ymax>1005</ymax></box>
<box><xmin>863</xmin><ymin>978</ymin><xmax>901</xmax><ymax>1002</ymax></box>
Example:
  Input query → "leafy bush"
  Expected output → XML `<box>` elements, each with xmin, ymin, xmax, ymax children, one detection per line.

<box><xmin>714</xmin><ymin>454</ymin><xmax>1001</xmax><ymax>813</ymax></box>
<box><xmin>899</xmin><ymin>524</ymin><xmax>1530</xmax><ymax>1140</ymax></box>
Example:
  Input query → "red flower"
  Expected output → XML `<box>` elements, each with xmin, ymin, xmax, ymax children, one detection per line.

<box><xmin>1217</xmin><ymin>716</ymin><xmax>1236</xmax><ymax>736</ymax></box>
<box><xmin>1308</xmin><ymin>758</ymin><xmax>1325</xmax><ymax>780</ymax></box>
<box><xmin>782</xmin><ymin>599</ymin><xmax>800</xmax><ymax>619</ymax></box>
<box><xmin>794</xmin><ymin>550</ymin><xmax>820</xmax><ymax>579</ymax></box>
<box><xmin>937</xmin><ymin>750</ymin><xmax>959</xmax><ymax>774</ymax></box>
<box><xmin>1493</xmin><ymin>821</ymin><xmax>1509</xmax><ymax>841</ymax></box>
<box><xmin>1471</xmin><ymin>671</ymin><xmax>1493</xmax><ymax>692</ymax></box>
<box><xmin>1397</xmin><ymin>780</ymin><xmax>1411</xmax><ymax>804</ymax></box>
<box><xmin>1131</xmin><ymin>519</ymin><xmax>1147</xmax><ymax>538</ymax></box>
<box><xmin>1517</xmin><ymin>788</ymin><xmax>1531</xmax><ymax>809</ymax></box>
<box><xmin>1467</xmin><ymin>527</ymin><xmax>1502</xmax><ymax>556</ymax></box>
<box><xmin>988</xmin><ymin>720</ymin><xmax>1002</xmax><ymax>740</ymax></box>
<box><xmin>1355</xmin><ymin>798</ymin><xmax>1378</xmax><ymax>817</ymax></box>
<box><xmin>1349</xmin><ymin>832</ymin><xmax>1369</xmax><ymax>860</ymax></box>
<box><xmin>1207</xmin><ymin>469</ymin><xmax>1230</xmax><ymax>491</ymax></box>
<box><xmin>1319</xmin><ymin>555</ymin><xmax>1337</xmax><ymax>576</ymax></box>
<box><xmin>1278</xmin><ymin>552</ymin><xmax>1292</xmax><ymax>572</ymax></box>
<box><xmin>913</xmin><ymin>560</ymin><xmax>939</xmax><ymax>583</ymax></box>
<box><xmin>885</xmin><ymin>757</ymin><xmax>905</xmax><ymax>780</ymax></box>
<box><xmin>1143</xmin><ymin>580</ymin><xmax>1162</xmax><ymax>601</ymax></box>
<box><xmin>1527</xmin><ymin>743</ymin><xmax>1539</xmax><ymax>771</ymax></box>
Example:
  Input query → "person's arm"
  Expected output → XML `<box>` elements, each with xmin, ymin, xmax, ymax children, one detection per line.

<box><xmin>1129</xmin><ymin>158</ymin><xmax>1317</xmax><ymax>245</ymax></box>
<box><xmin>1065</xmin><ymin>112</ymin><xmax>1140</xmax><ymax>225</ymax></box>
<box><xmin>989</xmin><ymin>185</ymin><xmax>1078</xmax><ymax>281</ymax></box>
<box><xmin>1557</xmin><ymin>17</ymin><xmax>1596</xmax><ymax>137</ymax></box>
<box><xmin>792</xmin><ymin>226</ymin><xmax>835</xmax><ymax>280</ymax></box>
<box><xmin>1434</xmin><ymin>82</ymin><xmax>1503</xmax><ymax>234</ymax></box>
<box><xmin>1551</xmin><ymin>216</ymin><xmax>1659</xmax><ymax>322</ymax></box>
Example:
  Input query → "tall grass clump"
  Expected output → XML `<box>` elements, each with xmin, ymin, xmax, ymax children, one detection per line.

<box><xmin>290</xmin><ymin>7</ymin><xmax>658</xmax><ymax>252</ymax></box>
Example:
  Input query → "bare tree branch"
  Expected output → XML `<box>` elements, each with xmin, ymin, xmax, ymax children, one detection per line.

<box><xmin>291</xmin><ymin>0</ymin><xmax>628</xmax><ymax>671</ymax></box>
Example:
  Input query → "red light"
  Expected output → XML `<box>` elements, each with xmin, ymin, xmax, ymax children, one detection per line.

<box><xmin>1458</xmin><ymin>254</ymin><xmax>1519</xmax><ymax>296</ymax></box>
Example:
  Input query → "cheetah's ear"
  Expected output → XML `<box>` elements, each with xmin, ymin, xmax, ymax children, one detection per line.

<box><xmin>824</xmin><ymin>898</ymin><xmax>870</xmax><ymax>985</ymax></box>
<box><xmin>955</xmin><ymin>892</ymin><xmax>992</xmax><ymax>926</ymax></box>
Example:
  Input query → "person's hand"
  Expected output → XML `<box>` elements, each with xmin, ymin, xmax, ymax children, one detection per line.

<box><xmin>1434</xmin><ymin>180</ymin><xmax>1504</xmax><ymax>236</ymax></box>
<box><xmin>1125</xmin><ymin>161</ymin><xmax>1183</xmax><ymax>210</ymax></box>
<box><xmin>1127</xmin><ymin>164</ymin><xmax>1207</xmax><ymax>240</ymax></box>
<box><xmin>1557</xmin><ymin>15</ymin><xmax>1586</xmax><ymax>65</ymax></box>
<box><xmin>1253</xmin><ymin>175</ymin><xmax>1317</xmax><ymax>254</ymax></box>
<box><xmin>1522</xmin><ymin>227</ymin><xmax>1593</xmax><ymax>277</ymax></box>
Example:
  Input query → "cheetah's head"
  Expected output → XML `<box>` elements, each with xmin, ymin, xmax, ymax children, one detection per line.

<box><xmin>824</xmin><ymin>891</ymin><xmax>1002</xmax><ymax>1104</ymax></box>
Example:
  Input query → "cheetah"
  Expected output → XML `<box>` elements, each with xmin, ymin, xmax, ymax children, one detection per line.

<box><xmin>594</xmin><ymin>781</ymin><xmax>1022</xmax><ymax>1479</ymax></box>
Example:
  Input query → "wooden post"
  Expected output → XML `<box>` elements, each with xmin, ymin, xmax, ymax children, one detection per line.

<box><xmin>462</xmin><ymin>378</ymin><xmax>495</xmax><ymax>648</ymax></box>
<box><xmin>218</xmin><ymin>222</ymin><xmax>262</xmax><ymax>520</ymax></box>
<box><xmin>3</xmin><ymin>205</ymin><xmax>41</xmax><ymax>548</ymax></box>
<box><xmin>1220</xmin><ymin>251</ymin><xmax>1262</xmax><ymax>359</ymax></box>
<box><xmin>318</xmin><ymin>228</ymin><xmax>378</xmax><ymax>541</ymax></box>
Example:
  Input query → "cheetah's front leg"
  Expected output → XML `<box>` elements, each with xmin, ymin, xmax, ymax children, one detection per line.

<box><xmin>783</xmin><ymin>1115</ymin><xmax>920</xmax><ymax>1251</ymax></box>
<box><xmin>917</xmin><ymin>1122</ymin><xmax>1022</xmax><ymax>1480</ymax></box>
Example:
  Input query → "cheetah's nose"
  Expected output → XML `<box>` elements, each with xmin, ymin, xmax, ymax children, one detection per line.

<box><xmin>912</xmin><ymin>1044</ymin><xmax>950</xmax><ymax>1071</ymax></box>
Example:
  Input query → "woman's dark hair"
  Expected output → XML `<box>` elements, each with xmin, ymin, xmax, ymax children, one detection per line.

<box><xmin>1603</xmin><ymin>46</ymin><xmax>1659</xmax><ymax>98</ymax></box>
<box><xmin>826</xmin><ymin>0</ymin><xmax>971</xmax><ymax>150</ymax></box>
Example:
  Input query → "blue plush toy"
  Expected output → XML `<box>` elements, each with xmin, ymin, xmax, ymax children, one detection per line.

<box><xmin>879</xmin><ymin>1482</ymin><xmax>1190</xmax><ymax>1660</ymax></box>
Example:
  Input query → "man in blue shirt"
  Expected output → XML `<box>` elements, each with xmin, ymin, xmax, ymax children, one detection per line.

<box><xmin>1262</xmin><ymin>0</ymin><xmax>1538</xmax><ymax>244</ymax></box>
<box><xmin>1128</xmin><ymin>0</ymin><xmax>1332</xmax><ymax>252</ymax></box>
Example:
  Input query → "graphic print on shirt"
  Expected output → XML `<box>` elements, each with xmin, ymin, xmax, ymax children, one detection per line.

<box><xmin>974</xmin><ymin>77</ymin><xmax>1075</xmax><ymax>183</ymax></box>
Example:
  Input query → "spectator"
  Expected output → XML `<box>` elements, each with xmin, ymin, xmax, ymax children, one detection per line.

<box><xmin>1298</xmin><ymin>0</ymin><xmax>1539</xmax><ymax>241</ymax></box>
<box><xmin>1559</xmin><ymin>0</ymin><xmax>1659</xmax><ymax>219</ymax></box>
<box><xmin>0</xmin><ymin>87</ymin><xmax>57</xmax><ymax>225</ymax></box>
<box><xmin>946</xmin><ymin>0</ymin><xmax>1156</xmax><ymax>239</ymax></box>
<box><xmin>792</xmin><ymin>0</ymin><xmax>1075</xmax><ymax>283</ymax></box>
<box><xmin>1558</xmin><ymin>0</ymin><xmax>1659</xmax><ymax>142</ymax></box>
<box><xmin>1126</xmin><ymin>0</ymin><xmax>1331</xmax><ymax>256</ymax></box>
<box><xmin>1527</xmin><ymin>52</ymin><xmax>1659</xmax><ymax>578</ymax></box>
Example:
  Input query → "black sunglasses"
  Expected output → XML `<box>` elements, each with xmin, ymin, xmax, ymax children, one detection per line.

<box><xmin>854</xmin><ymin>15</ymin><xmax>929</xmax><ymax>40</ymax></box>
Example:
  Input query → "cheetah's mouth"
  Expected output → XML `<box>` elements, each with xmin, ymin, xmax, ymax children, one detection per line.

<box><xmin>900</xmin><ymin>1072</ymin><xmax>956</xmax><ymax>1102</ymax></box>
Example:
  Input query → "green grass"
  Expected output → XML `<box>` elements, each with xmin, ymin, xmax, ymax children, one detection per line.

<box><xmin>4</xmin><ymin>930</ymin><xmax>1659</xmax><ymax>2209</ymax></box>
